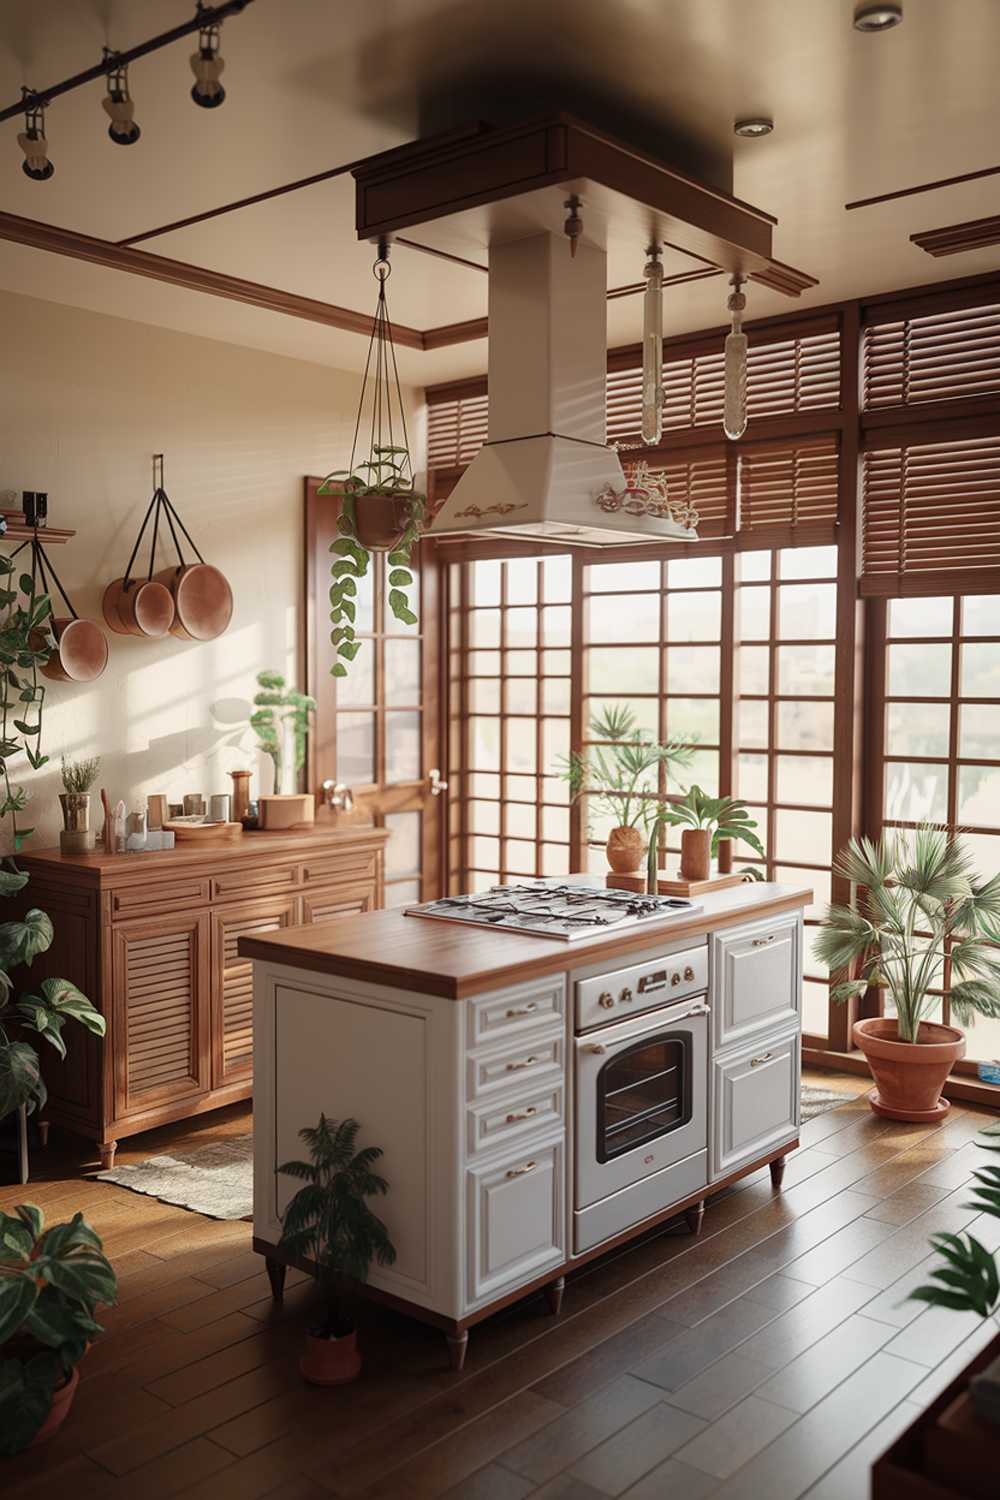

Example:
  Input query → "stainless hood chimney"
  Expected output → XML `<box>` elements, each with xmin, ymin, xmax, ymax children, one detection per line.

<box><xmin>428</xmin><ymin>231</ymin><xmax>698</xmax><ymax>546</ymax></box>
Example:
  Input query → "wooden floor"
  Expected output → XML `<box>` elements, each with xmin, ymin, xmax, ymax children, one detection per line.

<box><xmin>4</xmin><ymin>1071</ymin><xmax>999</xmax><ymax>1500</ymax></box>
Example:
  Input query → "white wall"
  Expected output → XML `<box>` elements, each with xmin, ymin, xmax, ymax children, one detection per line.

<box><xmin>0</xmin><ymin>288</ymin><xmax>421</xmax><ymax>849</ymax></box>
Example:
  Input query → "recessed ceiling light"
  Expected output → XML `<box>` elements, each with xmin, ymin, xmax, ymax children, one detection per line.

<box><xmin>854</xmin><ymin>3</ymin><xmax>903</xmax><ymax>31</ymax></box>
<box><xmin>734</xmin><ymin>117</ymin><xmax>773</xmax><ymax>139</ymax></box>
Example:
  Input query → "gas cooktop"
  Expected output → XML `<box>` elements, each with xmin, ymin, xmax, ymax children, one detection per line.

<box><xmin>404</xmin><ymin>883</ymin><xmax>702</xmax><ymax>942</ymax></box>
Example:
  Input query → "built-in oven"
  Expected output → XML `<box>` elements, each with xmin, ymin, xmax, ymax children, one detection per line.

<box><xmin>573</xmin><ymin>943</ymin><xmax>709</xmax><ymax>1254</ymax></box>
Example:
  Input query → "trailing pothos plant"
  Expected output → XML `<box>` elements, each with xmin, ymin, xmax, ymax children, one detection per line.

<box><xmin>0</xmin><ymin>565</ymin><xmax>105</xmax><ymax>1130</ymax></box>
<box><xmin>319</xmin><ymin>446</ymin><xmax>426</xmax><ymax>679</ymax></box>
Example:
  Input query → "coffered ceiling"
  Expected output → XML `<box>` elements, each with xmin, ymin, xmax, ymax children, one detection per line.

<box><xmin>0</xmin><ymin>0</ymin><xmax>998</xmax><ymax>385</ymax></box>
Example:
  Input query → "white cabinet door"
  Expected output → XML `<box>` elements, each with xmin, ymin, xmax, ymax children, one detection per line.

<box><xmin>712</xmin><ymin>1026</ymin><xmax>800</xmax><ymax>1180</ymax></box>
<box><xmin>712</xmin><ymin>915</ymin><xmax>800</xmax><ymax>1054</ymax></box>
<box><xmin>466</xmin><ymin>1133</ymin><xmax>565</xmax><ymax>1307</ymax></box>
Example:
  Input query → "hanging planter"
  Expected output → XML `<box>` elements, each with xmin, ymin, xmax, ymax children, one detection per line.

<box><xmin>318</xmin><ymin>246</ymin><xmax>425</xmax><ymax>679</ymax></box>
<box><xmin>13</xmin><ymin>532</ymin><xmax>109</xmax><ymax>683</ymax></box>
<box><xmin>104</xmin><ymin>455</ymin><xmax>233</xmax><ymax>642</ymax></box>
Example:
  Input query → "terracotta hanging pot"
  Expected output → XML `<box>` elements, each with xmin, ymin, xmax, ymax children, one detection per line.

<box><xmin>154</xmin><ymin>563</ymin><xmax>233</xmax><ymax>642</ymax></box>
<box><xmin>37</xmin><ymin>617</ymin><xmax>109</xmax><ymax>683</ymax></box>
<box><xmin>680</xmin><ymin>828</ymin><xmax>712</xmax><ymax>882</ymax></box>
<box><xmin>606</xmin><ymin>825</ymin><xmax>643</xmax><ymax>874</ymax></box>
<box><xmin>299</xmin><ymin>1327</ymin><xmax>362</xmax><ymax>1386</ymax></box>
<box><xmin>853</xmin><ymin>1017</ymin><xmax>965</xmax><ymax>1122</ymax></box>
<box><xmin>102</xmin><ymin>576</ymin><xmax>176</xmax><ymax>638</ymax></box>
<box><xmin>353</xmin><ymin>493</ymin><xmax>414</xmax><ymax>552</ymax></box>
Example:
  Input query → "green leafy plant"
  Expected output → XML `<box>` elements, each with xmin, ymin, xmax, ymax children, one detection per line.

<box><xmin>319</xmin><ymin>446</ymin><xmax>425</xmax><ymax>679</ymax></box>
<box><xmin>60</xmin><ymin>756</ymin><xmax>100</xmax><ymax>794</ymax></box>
<box><xmin>561</xmin><ymin>706</ymin><xmax>694</xmax><ymax>832</ymax></box>
<box><xmin>654</xmin><ymin>786</ymin><xmax>765</xmax><ymax>858</ymax></box>
<box><xmin>814</xmin><ymin>826</ymin><xmax>1000</xmax><ymax>1044</ymax></box>
<box><xmin>0</xmin><ymin>1203</ymin><xmax>118</xmax><ymax>1454</ymax></box>
<box><xmin>910</xmin><ymin>1123</ymin><xmax>1000</xmax><ymax>1318</ymax></box>
<box><xmin>278</xmin><ymin>1115</ymin><xmax>396</xmax><ymax>1339</ymax></box>
<box><xmin>249</xmin><ymin>671</ymin><xmax>317</xmax><ymax>795</ymax></box>
<box><xmin>0</xmin><ymin>557</ymin><xmax>56</xmax><ymax>848</ymax></box>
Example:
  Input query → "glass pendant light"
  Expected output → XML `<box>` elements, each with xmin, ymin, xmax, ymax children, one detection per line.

<box><xmin>724</xmin><ymin>275</ymin><xmax>748</xmax><ymax>440</ymax></box>
<box><xmin>642</xmin><ymin>244</ymin><xmax>664</xmax><ymax>445</ymax></box>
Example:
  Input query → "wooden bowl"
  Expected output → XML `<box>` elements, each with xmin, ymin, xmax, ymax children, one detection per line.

<box><xmin>38</xmin><ymin>617</ymin><xmax>109</xmax><ymax>683</ymax></box>
<box><xmin>102</xmin><ymin>577</ymin><xmax>176</xmax><ymax>638</ymax></box>
<box><xmin>155</xmin><ymin>563</ymin><xmax>233</xmax><ymax>641</ymax></box>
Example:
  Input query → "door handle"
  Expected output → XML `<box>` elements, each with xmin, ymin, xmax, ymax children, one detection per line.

<box><xmin>751</xmin><ymin>934</ymin><xmax>775</xmax><ymax>947</ymax></box>
<box><xmin>506</xmin><ymin>1055</ymin><xmax>538</xmax><ymax>1071</ymax></box>
<box><xmin>505</xmin><ymin>1106</ymin><xmax>538</xmax><ymax>1123</ymax></box>
<box><xmin>321</xmin><ymin>779</ymin><xmax>354</xmax><ymax>811</ymax></box>
<box><xmin>429</xmin><ymin>767</ymin><xmax>449</xmax><ymax>796</ymax></box>
<box><xmin>750</xmin><ymin>1052</ymin><xmax>773</xmax><ymax>1067</ymax></box>
<box><xmin>506</xmin><ymin>1160</ymin><xmax>537</xmax><ymax>1178</ymax></box>
<box><xmin>505</xmin><ymin>1002</ymin><xmax>538</xmax><ymax>1018</ymax></box>
<box><xmin>585</xmin><ymin>1043</ymin><xmax>608</xmax><ymax>1054</ymax></box>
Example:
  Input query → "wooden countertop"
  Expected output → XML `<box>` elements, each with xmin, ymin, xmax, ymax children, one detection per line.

<box><xmin>238</xmin><ymin>881</ymin><xmax>813</xmax><ymax>999</ymax></box>
<box><xmin>18</xmin><ymin>824</ymin><xmax>389</xmax><ymax>888</ymax></box>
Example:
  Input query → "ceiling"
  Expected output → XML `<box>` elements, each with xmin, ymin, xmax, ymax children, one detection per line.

<box><xmin>0</xmin><ymin>0</ymin><xmax>998</xmax><ymax>387</ymax></box>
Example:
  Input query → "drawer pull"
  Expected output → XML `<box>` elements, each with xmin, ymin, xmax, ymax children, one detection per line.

<box><xmin>506</xmin><ymin>1055</ymin><xmax>538</xmax><ymax>1072</ymax></box>
<box><xmin>506</xmin><ymin>1160</ymin><xmax>536</xmax><ymax>1179</ymax></box>
<box><xmin>505</xmin><ymin>1106</ymin><xmax>538</xmax><ymax>1124</ymax></box>
<box><xmin>505</xmin><ymin>1002</ymin><xmax>538</xmax><ymax>1018</ymax></box>
<box><xmin>751</xmin><ymin>935</ymin><xmax>775</xmax><ymax>947</ymax></box>
<box><xmin>750</xmin><ymin>1052</ymin><xmax>773</xmax><ymax>1067</ymax></box>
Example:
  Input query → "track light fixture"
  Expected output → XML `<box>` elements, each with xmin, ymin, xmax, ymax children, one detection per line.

<box><xmin>102</xmin><ymin>53</ymin><xmax>140</xmax><ymax>145</ymax></box>
<box><xmin>853</xmin><ymin>3</ymin><xmax>903</xmax><ymax>31</ymax></box>
<box><xmin>18</xmin><ymin>92</ymin><xmax>53</xmax><ymax>180</ymax></box>
<box><xmin>190</xmin><ymin>14</ymin><xmax>225</xmax><ymax>109</ymax></box>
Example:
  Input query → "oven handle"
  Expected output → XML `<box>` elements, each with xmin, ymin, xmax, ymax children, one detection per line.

<box><xmin>581</xmin><ymin>999</ymin><xmax>709</xmax><ymax>1053</ymax></box>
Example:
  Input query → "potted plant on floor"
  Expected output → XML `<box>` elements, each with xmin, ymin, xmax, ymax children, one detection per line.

<box><xmin>0</xmin><ymin>1203</ymin><xmax>118</xmax><ymax>1453</ymax></box>
<box><xmin>561</xmin><ymin>706</ymin><xmax>694</xmax><ymax>875</ymax></box>
<box><xmin>278</xmin><ymin>1114</ymin><xmax>396</xmax><ymax>1386</ymax></box>
<box><xmin>650</xmin><ymin>785</ymin><xmax>765</xmax><ymax>885</ymax></box>
<box><xmin>816</xmin><ymin>825</ymin><xmax>1000</xmax><ymax>1122</ymax></box>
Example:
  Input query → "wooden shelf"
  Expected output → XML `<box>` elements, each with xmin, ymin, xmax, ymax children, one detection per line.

<box><xmin>0</xmin><ymin>511</ymin><xmax>75</xmax><ymax>543</ymax></box>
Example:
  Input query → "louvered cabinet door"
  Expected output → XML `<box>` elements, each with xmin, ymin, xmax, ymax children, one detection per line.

<box><xmin>210</xmin><ymin>898</ymin><xmax>300</xmax><ymax>1088</ymax></box>
<box><xmin>112</xmin><ymin>914</ymin><xmax>211</xmax><ymax>1117</ymax></box>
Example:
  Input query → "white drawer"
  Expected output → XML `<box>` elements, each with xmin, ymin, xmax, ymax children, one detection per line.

<box><xmin>712</xmin><ymin>1025</ymin><xmax>800</xmax><ymax>1180</ymax></box>
<box><xmin>466</xmin><ymin>1133</ymin><xmax>566</xmax><ymax>1307</ymax></box>
<box><xmin>712</xmin><ymin>914</ymin><xmax>800</xmax><ymax>1053</ymax></box>
<box><xmin>467</xmin><ymin>975</ymin><xmax>566</xmax><ymax>1050</ymax></box>
<box><xmin>466</xmin><ymin>1077</ymin><xmax>565</xmax><ymax>1159</ymax></box>
<box><xmin>466</xmin><ymin>1028</ymin><xmax>564</xmax><ymax>1103</ymax></box>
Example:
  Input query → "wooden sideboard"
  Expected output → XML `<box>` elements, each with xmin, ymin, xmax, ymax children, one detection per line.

<box><xmin>16</xmin><ymin>827</ymin><xmax>389</xmax><ymax>1167</ymax></box>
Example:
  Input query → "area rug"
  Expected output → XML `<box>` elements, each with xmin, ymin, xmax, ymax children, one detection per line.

<box><xmin>97</xmin><ymin>1133</ymin><xmax>254</xmax><ymax>1221</ymax></box>
<box><xmin>800</xmin><ymin>1082</ymin><xmax>863</xmax><ymax>1121</ymax></box>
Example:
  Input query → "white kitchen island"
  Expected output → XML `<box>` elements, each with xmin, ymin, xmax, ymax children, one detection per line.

<box><xmin>240</xmin><ymin>879</ymin><xmax>810</xmax><ymax>1370</ymax></box>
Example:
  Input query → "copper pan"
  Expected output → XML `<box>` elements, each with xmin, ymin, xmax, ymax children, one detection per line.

<box><xmin>154</xmin><ymin>563</ymin><xmax>233</xmax><ymax>641</ymax></box>
<box><xmin>102</xmin><ymin>576</ymin><xmax>176</xmax><ymax>638</ymax></box>
<box><xmin>37</xmin><ymin>617</ymin><xmax>110</xmax><ymax>683</ymax></box>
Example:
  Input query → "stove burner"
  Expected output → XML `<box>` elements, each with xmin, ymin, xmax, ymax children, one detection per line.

<box><xmin>405</xmin><ymin>881</ymin><xmax>701</xmax><ymax>942</ymax></box>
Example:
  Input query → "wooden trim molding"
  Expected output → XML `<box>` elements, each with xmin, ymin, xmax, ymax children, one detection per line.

<box><xmin>911</xmin><ymin>212</ymin><xmax>1000</xmax><ymax>258</ymax></box>
<box><xmin>846</xmin><ymin>160</ymin><xmax>1000</xmax><ymax>212</ymax></box>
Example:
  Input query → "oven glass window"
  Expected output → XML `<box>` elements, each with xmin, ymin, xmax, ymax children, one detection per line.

<box><xmin>597</xmin><ymin>1032</ymin><xmax>692</xmax><ymax>1162</ymax></box>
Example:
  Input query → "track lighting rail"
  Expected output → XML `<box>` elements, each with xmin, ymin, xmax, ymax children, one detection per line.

<box><xmin>0</xmin><ymin>0</ymin><xmax>253</xmax><ymax>123</ymax></box>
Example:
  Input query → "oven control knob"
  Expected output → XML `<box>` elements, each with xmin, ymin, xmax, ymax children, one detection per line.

<box><xmin>683</xmin><ymin>965</ymin><xmax>695</xmax><ymax>981</ymax></box>
<box><xmin>619</xmin><ymin>986</ymin><xmax>633</xmax><ymax>1003</ymax></box>
<box><xmin>598</xmin><ymin>991</ymin><xmax>615</xmax><ymax>1009</ymax></box>
<box><xmin>671</xmin><ymin>972</ymin><xmax>681</xmax><ymax>986</ymax></box>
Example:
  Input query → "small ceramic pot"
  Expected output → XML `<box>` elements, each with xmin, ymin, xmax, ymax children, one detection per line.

<box><xmin>300</xmin><ymin>1328</ymin><xmax>362</xmax><ymax>1386</ymax></box>
<box><xmin>606</xmin><ymin>825</ymin><xmax>643</xmax><ymax>874</ymax></box>
<box><xmin>29</xmin><ymin>1365</ymin><xmax>79</xmax><ymax>1448</ymax></box>
<box><xmin>680</xmin><ymin>828</ymin><xmax>712</xmax><ymax>882</ymax></box>
<box><xmin>102</xmin><ymin>576</ymin><xmax>176</xmax><ymax>638</ymax></box>
<box><xmin>853</xmin><ymin>1017</ymin><xmax>965</xmax><ymax>1122</ymax></box>
<box><xmin>354</xmin><ymin>493</ymin><xmax>414</xmax><ymax>552</ymax></box>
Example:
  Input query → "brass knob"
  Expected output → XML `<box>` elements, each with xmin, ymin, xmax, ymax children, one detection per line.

<box><xmin>683</xmin><ymin>965</ymin><xmax>695</xmax><ymax>981</ymax></box>
<box><xmin>598</xmin><ymin>991</ymin><xmax>615</xmax><ymax>1009</ymax></box>
<box><xmin>619</xmin><ymin>986</ymin><xmax>633</xmax><ymax>1003</ymax></box>
<box><xmin>671</xmin><ymin>972</ymin><xmax>681</xmax><ymax>986</ymax></box>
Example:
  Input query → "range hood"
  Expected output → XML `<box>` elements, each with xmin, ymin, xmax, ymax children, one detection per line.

<box><xmin>427</xmin><ymin>232</ymin><xmax>699</xmax><ymax>546</ymax></box>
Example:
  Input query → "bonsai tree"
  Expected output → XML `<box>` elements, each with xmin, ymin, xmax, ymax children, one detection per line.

<box><xmin>278</xmin><ymin>1115</ymin><xmax>396</xmax><ymax>1378</ymax></box>
<box><xmin>649</xmin><ymin>786</ymin><xmax>765</xmax><ymax>884</ymax></box>
<box><xmin>911</xmin><ymin>1123</ymin><xmax>1000</xmax><ymax>1318</ymax></box>
<box><xmin>0</xmin><ymin>1204</ymin><xmax>118</xmax><ymax>1453</ymax></box>
<box><xmin>249</xmin><ymin>671</ymin><xmax>317</xmax><ymax>796</ymax></box>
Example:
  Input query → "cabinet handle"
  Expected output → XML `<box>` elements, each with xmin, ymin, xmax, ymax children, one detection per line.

<box><xmin>586</xmin><ymin>1042</ymin><xmax>608</xmax><ymax>1054</ymax></box>
<box><xmin>506</xmin><ymin>1055</ymin><xmax>538</xmax><ymax>1071</ymax></box>
<box><xmin>505</xmin><ymin>1106</ymin><xmax>538</xmax><ymax>1123</ymax></box>
<box><xmin>750</xmin><ymin>1052</ymin><xmax>773</xmax><ymax>1067</ymax></box>
<box><xmin>505</xmin><ymin>1002</ymin><xmax>538</xmax><ymax>1018</ymax></box>
<box><xmin>752</xmin><ymin>935</ymin><xmax>775</xmax><ymax>947</ymax></box>
<box><xmin>506</xmin><ymin>1160</ymin><xmax>537</xmax><ymax>1178</ymax></box>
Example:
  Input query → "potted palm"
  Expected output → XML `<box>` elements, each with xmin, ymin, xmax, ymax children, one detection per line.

<box><xmin>815</xmin><ymin>826</ymin><xmax>1000</xmax><ymax>1121</ymax></box>
<box><xmin>561</xmin><ymin>706</ymin><xmax>693</xmax><ymax>874</ymax></box>
<box><xmin>0</xmin><ymin>1203</ymin><xmax>118</xmax><ymax>1453</ymax></box>
<box><xmin>278</xmin><ymin>1115</ymin><xmax>396</xmax><ymax>1386</ymax></box>
<box><xmin>652</xmin><ymin>785</ymin><xmax>765</xmax><ymax>884</ymax></box>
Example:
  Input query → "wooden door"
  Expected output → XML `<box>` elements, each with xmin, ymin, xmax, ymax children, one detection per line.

<box><xmin>305</xmin><ymin>477</ymin><xmax>444</xmax><ymax>906</ymax></box>
<box><xmin>210</xmin><ymin>896</ymin><xmax>299</xmax><ymax>1087</ymax></box>
<box><xmin>112</xmin><ymin>913</ymin><xmax>211</xmax><ymax>1118</ymax></box>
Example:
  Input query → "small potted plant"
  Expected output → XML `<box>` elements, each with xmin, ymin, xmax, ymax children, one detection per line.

<box><xmin>320</xmin><ymin>447</ymin><xmax>425</xmax><ymax>680</ymax></box>
<box><xmin>561</xmin><ymin>706</ymin><xmax>694</xmax><ymax>875</ymax></box>
<box><xmin>652</xmin><ymin>786</ymin><xmax>765</xmax><ymax>884</ymax></box>
<box><xmin>58</xmin><ymin>755</ymin><xmax>100</xmax><ymax>853</ymax></box>
<box><xmin>0</xmin><ymin>1203</ymin><xmax>117</xmax><ymax>1453</ymax></box>
<box><xmin>278</xmin><ymin>1114</ymin><xmax>396</xmax><ymax>1386</ymax></box>
<box><xmin>815</xmin><ymin>826</ymin><xmax>1000</xmax><ymax>1121</ymax></box>
<box><xmin>249</xmin><ymin>672</ymin><xmax>317</xmax><ymax>796</ymax></box>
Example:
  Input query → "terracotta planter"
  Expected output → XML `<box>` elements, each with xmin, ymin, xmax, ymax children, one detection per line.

<box><xmin>154</xmin><ymin>563</ymin><xmax>233</xmax><ymax>641</ymax></box>
<box><xmin>853</xmin><ymin>1017</ymin><xmax>965</xmax><ymax>1122</ymax></box>
<box><xmin>606</xmin><ymin>825</ymin><xmax>643</xmax><ymax>874</ymax></box>
<box><xmin>29</xmin><ymin>1364</ymin><xmax>79</xmax><ymax>1448</ymax></box>
<box><xmin>680</xmin><ymin>828</ymin><xmax>711</xmax><ymax>882</ymax></box>
<box><xmin>353</xmin><ymin>493</ymin><xmax>413</xmax><ymax>552</ymax></box>
<box><xmin>299</xmin><ymin>1328</ymin><xmax>362</xmax><ymax>1386</ymax></box>
<box><xmin>36</xmin><ymin>617</ymin><xmax>109</xmax><ymax>683</ymax></box>
<box><xmin>102</xmin><ymin>576</ymin><xmax>176</xmax><ymax>638</ymax></box>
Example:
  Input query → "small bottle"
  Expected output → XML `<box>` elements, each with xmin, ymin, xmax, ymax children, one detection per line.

<box><xmin>35</xmin><ymin>492</ymin><xmax>48</xmax><ymax>526</ymax></box>
<box><xmin>113</xmin><ymin>800</ymin><xmax>127</xmax><ymax>855</ymax></box>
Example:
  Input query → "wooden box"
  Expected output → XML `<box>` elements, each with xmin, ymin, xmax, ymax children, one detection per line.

<box><xmin>258</xmin><ymin>793</ymin><xmax>315</xmax><ymax>830</ymax></box>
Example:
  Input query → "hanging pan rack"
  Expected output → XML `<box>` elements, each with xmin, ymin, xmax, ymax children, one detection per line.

<box><xmin>103</xmin><ymin>455</ymin><xmax>233</xmax><ymax>641</ymax></box>
<box><xmin>11</xmin><ymin>531</ymin><xmax>109</xmax><ymax>683</ymax></box>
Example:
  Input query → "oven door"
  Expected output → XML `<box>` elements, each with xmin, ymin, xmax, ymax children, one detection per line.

<box><xmin>575</xmin><ymin>999</ymin><xmax>708</xmax><ymax>1209</ymax></box>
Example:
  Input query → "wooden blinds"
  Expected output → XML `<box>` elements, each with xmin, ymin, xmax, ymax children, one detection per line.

<box><xmin>863</xmin><ymin>301</ymin><xmax>1000</xmax><ymax>411</ymax></box>
<box><xmin>739</xmin><ymin>436</ymin><xmax>841</xmax><ymax>539</ymax></box>
<box><xmin>426</xmin><ymin>384</ymin><xmax>488</xmax><ymax>469</ymax></box>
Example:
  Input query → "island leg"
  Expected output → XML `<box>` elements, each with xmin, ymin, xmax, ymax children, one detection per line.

<box><xmin>544</xmin><ymin>1276</ymin><xmax>566</xmax><ymax>1316</ymax></box>
<box><xmin>266</xmin><ymin>1257</ymin><xmax>287</xmax><ymax>1302</ymax></box>
<box><xmin>98</xmin><ymin>1139</ymin><xmax>118</xmax><ymax>1171</ymax></box>
<box><xmin>684</xmin><ymin>1200</ymin><xmax>705</xmax><ymax>1236</ymax></box>
<box><xmin>769</xmin><ymin>1155</ymin><xmax>787</xmax><ymax>1189</ymax></box>
<box><xmin>446</xmin><ymin>1329</ymin><xmax>469</xmax><ymax>1372</ymax></box>
<box><xmin>37</xmin><ymin>1120</ymin><xmax>50</xmax><ymax>1148</ymax></box>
